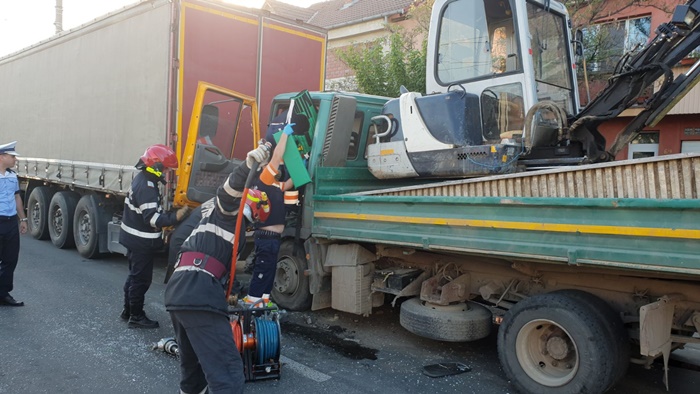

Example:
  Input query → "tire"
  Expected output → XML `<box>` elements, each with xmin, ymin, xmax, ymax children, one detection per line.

<box><xmin>271</xmin><ymin>240</ymin><xmax>312</xmax><ymax>311</ymax></box>
<box><xmin>27</xmin><ymin>186</ymin><xmax>55</xmax><ymax>240</ymax></box>
<box><xmin>73</xmin><ymin>195</ymin><xmax>107</xmax><ymax>259</ymax></box>
<box><xmin>497</xmin><ymin>292</ymin><xmax>621</xmax><ymax>394</ymax></box>
<box><xmin>400</xmin><ymin>297</ymin><xmax>492</xmax><ymax>342</ymax></box>
<box><xmin>48</xmin><ymin>191</ymin><xmax>80</xmax><ymax>249</ymax></box>
<box><xmin>551</xmin><ymin>289</ymin><xmax>630</xmax><ymax>385</ymax></box>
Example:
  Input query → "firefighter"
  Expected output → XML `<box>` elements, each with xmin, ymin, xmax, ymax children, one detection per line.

<box><xmin>242</xmin><ymin>113</ymin><xmax>308</xmax><ymax>305</ymax></box>
<box><xmin>164</xmin><ymin>143</ymin><xmax>270</xmax><ymax>394</ymax></box>
<box><xmin>119</xmin><ymin>144</ymin><xmax>191</xmax><ymax>329</ymax></box>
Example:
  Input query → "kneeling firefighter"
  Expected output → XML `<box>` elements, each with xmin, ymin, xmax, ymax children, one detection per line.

<box><xmin>164</xmin><ymin>143</ymin><xmax>271</xmax><ymax>394</ymax></box>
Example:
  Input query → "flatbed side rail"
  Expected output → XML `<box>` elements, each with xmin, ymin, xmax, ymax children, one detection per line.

<box><xmin>312</xmin><ymin>195</ymin><xmax>700</xmax><ymax>277</ymax></box>
<box><xmin>16</xmin><ymin>157</ymin><xmax>139</xmax><ymax>196</ymax></box>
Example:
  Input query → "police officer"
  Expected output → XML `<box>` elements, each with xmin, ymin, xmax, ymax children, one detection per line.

<box><xmin>0</xmin><ymin>141</ymin><xmax>28</xmax><ymax>307</ymax></box>
<box><xmin>120</xmin><ymin>144</ymin><xmax>190</xmax><ymax>328</ymax></box>
<box><xmin>165</xmin><ymin>143</ymin><xmax>270</xmax><ymax>394</ymax></box>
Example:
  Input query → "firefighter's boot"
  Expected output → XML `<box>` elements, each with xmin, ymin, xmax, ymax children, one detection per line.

<box><xmin>128</xmin><ymin>305</ymin><xmax>159</xmax><ymax>329</ymax></box>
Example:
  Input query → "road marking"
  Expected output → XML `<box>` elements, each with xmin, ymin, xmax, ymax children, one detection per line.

<box><xmin>280</xmin><ymin>355</ymin><xmax>331</xmax><ymax>382</ymax></box>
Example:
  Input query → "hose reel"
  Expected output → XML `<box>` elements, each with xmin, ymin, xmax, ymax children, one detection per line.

<box><xmin>230</xmin><ymin>302</ymin><xmax>282</xmax><ymax>381</ymax></box>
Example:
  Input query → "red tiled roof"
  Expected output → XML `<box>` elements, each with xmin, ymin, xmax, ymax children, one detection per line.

<box><xmin>308</xmin><ymin>0</ymin><xmax>416</xmax><ymax>28</ymax></box>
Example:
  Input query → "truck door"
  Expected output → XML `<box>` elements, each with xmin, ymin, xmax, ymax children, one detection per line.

<box><xmin>175</xmin><ymin>82</ymin><xmax>260</xmax><ymax>206</ymax></box>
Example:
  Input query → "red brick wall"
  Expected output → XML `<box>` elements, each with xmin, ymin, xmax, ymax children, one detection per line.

<box><xmin>326</xmin><ymin>48</ymin><xmax>354</xmax><ymax>80</ymax></box>
<box><xmin>598</xmin><ymin>115</ymin><xmax>700</xmax><ymax>159</ymax></box>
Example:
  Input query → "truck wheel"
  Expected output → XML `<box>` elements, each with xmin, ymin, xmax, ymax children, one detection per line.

<box><xmin>73</xmin><ymin>195</ymin><xmax>105</xmax><ymax>259</ymax></box>
<box><xmin>400</xmin><ymin>297</ymin><xmax>492</xmax><ymax>342</ymax></box>
<box><xmin>551</xmin><ymin>289</ymin><xmax>629</xmax><ymax>385</ymax></box>
<box><xmin>27</xmin><ymin>187</ymin><xmax>55</xmax><ymax>240</ymax></box>
<box><xmin>271</xmin><ymin>240</ymin><xmax>312</xmax><ymax>311</ymax></box>
<box><xmin>497</xmin><ymin>292</ymin><xmax>620</xmax><ymax>394</ymax></box>
<box><xmin>48</xmin><ymin>191</ymin><xmax>79</xmax><ymax>249</ymax></box>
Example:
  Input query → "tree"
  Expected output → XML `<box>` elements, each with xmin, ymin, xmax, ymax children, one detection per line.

<box><xmin>334</xmin><ymin>0</ymin><xmax>433</xmax><ymax>96</ymax></box>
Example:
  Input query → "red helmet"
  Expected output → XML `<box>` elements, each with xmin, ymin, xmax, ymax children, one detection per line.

<box><xmin>243</xmin><ymin>189</ymin><xmax>271</xmax><ymax>223</ymax></box>
<box><xmin>140</xmin><ymin>144</ymin><xmax>178</xmax><ymax>169</ymax></box>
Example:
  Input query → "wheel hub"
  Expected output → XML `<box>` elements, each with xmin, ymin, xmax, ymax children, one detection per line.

<box><xmin>52</xmin><ymin>208</ymin><xmax>64</xmax><ymax>236</ymax></box>
<box><xmin>77</xmin><ymin>212</ymin><xmax>91</xmax><ymax>245</ymax></box>
<box><xmin>515</xmin><ymin>319</ymin><xmax>579</xmax><ymax>387</ymax></box>
<box><xmin>545</xmin><ymin>336</ymin><xmax>571</xmax><ymax>360</ymax></box>
<box><xmin>274</xmin><ymin>258</ymin><xmax>299</xmax><ymax>294</ymax></box>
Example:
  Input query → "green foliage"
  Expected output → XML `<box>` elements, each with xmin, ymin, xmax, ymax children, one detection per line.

<box><xmin>334</xmin><ymin>1</ymin><xmax>430</xmax><ymax>96</ymax></box>
<box><xmin>336</xmin><ymin>27</ymin><xmax>426</xmax><ymax>96</ymax></box>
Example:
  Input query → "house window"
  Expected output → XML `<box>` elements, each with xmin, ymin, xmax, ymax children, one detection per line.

<box><xmin>628</xmin><ymin>131</ymin><xmax>659</xmax><ymax>159</ymax></box>
<box><xmin>584</xmin><ymin>16</ymin><xmax>651</xmax><ymax>73</ymax></box>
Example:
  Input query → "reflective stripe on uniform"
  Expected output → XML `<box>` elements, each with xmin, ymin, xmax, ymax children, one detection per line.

<box><xmin>223</xmin><ymin>181</ymin><xmax>242</xmax><ymax>199</ymax></box>
<box><xmin>124</xmin><ymin>197</ymin><xmax>142</xmax><ymax>214</ymax></box>
<box><xmin>187</xmin><ymin>222</ymin><xmax>235</xmax><ymax>243</ymax></box>
<box><xmin>216</xmin><ymin>198</ymin><xmax>239</xmax><ymax>216</ymax></box>
<box><xmin>173</xmin><ymin>265</ymin><xmax>217</xmax><ymax>279</ymax></box>
<box><xmin>150</xmin><ymin>212</ymin><xmax>161</xmax><ymax>228</ymax></box>
<box><xmin>140</xmin><ymin>202</ymin><xmax>158</xmax><ymax>211</ymax></box>
<box><xmin>120</xmin><ymin>222</ymin><xmax>162</xmax><ymax>239</ymax></box>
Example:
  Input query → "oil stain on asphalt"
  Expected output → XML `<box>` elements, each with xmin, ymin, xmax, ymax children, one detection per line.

<box><xmin>281</xmin><ymin>322</ymin><xmax>378</xmax><ymax>361</ymax></box>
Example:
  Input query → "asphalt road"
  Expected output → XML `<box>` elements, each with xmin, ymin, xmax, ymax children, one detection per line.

<box><xmin>1</xmin><ymin>236</ymin><xmax>698</xmax><ymax>393</ymax></box>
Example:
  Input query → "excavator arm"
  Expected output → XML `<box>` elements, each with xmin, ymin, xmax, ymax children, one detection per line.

<box><xmin>570</xmin><ymin>0</ymin><xmax>700</xmax><ymax>162</ymax></box>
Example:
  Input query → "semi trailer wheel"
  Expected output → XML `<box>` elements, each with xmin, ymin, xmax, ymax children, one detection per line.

<box><xmin>48</xmin><ymin>191</ymin><xmax>80</xmax><ymax>249</ymax></box>
<box><xmin>271</xmin><ymin>240</ymin><xmax>312</xmax><ymax>311</ymax></box>
<box><xmin>27</xmin><ymin>186</ymin><xmax>55</xmax><ymax>240</ymax></box>
<box><xmin>497</xmin><ymin>292</ymin><xmax>622</xmax><ymax>394</ymax></box>
<box><xmin>74</xmin><ymin>195</ymin><xmax>107</xmax><ymax>259</ymax></box>
<box><xmin>400</xmin><ymin>297</ymin><xmax>492</xmax><ymax>342</ymax></box>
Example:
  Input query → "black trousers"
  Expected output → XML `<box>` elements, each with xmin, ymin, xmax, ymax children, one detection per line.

<box><xmin>248</xmin><ymin>233</ymin><xmax>281</xmax><ymax>298</ymax></box>
<box><xmin>170</xmin><ymin>310</ymin><xmax>245</xmax><ymax>394</ymax></box>
<box><xmin>123</xmin><ymin>250</ymin><xmax>155</xmax><ymax>312</ymax></box>
<box><xmin>0</xmin><ymin>218</ymin><xmax>20</xmax><ymax>297</ymax></box>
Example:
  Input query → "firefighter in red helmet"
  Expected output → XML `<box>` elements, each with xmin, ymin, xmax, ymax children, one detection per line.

<box><xmin>119</xmin><ymin>144</ymin><xmax>191</xmax><ymax>329</ymax></box>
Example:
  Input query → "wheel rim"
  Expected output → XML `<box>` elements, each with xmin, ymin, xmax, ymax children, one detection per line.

<box><xmin>30</xmin><ymin>201</ymin><xmax>42</xmax><ymax>229</ymax></box>
<box><xmin>51</xmin><ymin>206</ymin><xmax>64</xmax><ymax>237</ymax></box>
<box><xmin>515</xmin><ymin>319</ymin><xmax>579</xmax><ymax>387</ymax></box>
<box><xmin>77</xmin><ymin>210</ymin><xmax>91</xmax><ymax>246</ymax></box>
<box><xmin>274</xmin><ymin>256</ymin><xmax>299</xmax><ymax>295</ymax></box>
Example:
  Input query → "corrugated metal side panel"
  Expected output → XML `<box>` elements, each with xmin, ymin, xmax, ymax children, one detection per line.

<box><xmin>359</xmin><ymin>154</ymin><xmax>700</xmax><ymax>199</ymax></box>
<box><xmin>0</xmin><ymin>1</ymin><xmax>172</xmax><ymax>167</ymax></box>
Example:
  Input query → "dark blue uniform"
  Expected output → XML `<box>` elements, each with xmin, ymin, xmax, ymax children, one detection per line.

<box><xmin>120</xmin><ymin>171</ymin><xmax>179</xmax><ymax>317</ymax></box>
<box><xmin>164</xmin><ymin>163</ymin><xmax>250</xmax><ymax>394</ymax></box>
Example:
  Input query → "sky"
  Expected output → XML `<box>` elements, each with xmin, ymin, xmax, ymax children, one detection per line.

<box><xmin>0</xmin><ymin>0</ymin><xmax>329</xmax><ymax>57</ymax></box>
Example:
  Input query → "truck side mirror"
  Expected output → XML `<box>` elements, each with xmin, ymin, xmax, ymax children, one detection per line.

<box><xmin>573</xmin><ymin>29</ymin><xmax>584</xmax><ymax>57</ymax></box>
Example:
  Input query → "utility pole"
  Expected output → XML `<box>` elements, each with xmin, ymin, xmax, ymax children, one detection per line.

<box><xmin>55</xmin><ymin>0</ymin><xmax>63</xmax><ymax>34</ymax></box>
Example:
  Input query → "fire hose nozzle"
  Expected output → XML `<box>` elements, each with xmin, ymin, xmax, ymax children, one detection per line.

<box><xmin>152</xmin><ymin>337</ymin><xmax>179</xmax><ymax>356</ymax></box>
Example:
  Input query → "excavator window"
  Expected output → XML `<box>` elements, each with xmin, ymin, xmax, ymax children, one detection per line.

<box><xmin>435</xmin><ymin>0</ymin><xmax>520</xmax><ymax>84</ymax></box>
<box><xmin>526</xmin><ymin>3</ymin><xmax>575</xmax><ymax>114</ymax></box>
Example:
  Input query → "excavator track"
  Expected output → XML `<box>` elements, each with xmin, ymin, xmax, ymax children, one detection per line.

<box><xmin>352</xmin><ymin>153</ymin><xmax>700</xmax><ymax>200</ymax></box>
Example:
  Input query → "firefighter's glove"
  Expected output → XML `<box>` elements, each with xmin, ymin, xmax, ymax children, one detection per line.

<box><xmin>176</xmin><ymin>205</ymin><xmax>192</xmax><ymax>222</ymax></box>
<box><xmin>245</xmin><ymin>143</ymin><xmax>271</xmax><ymax>169</ymax></box>
<box><xmin>283</xmin><ymin>122</ymin><xmax>296</xmax><ymax>136</ymax></box>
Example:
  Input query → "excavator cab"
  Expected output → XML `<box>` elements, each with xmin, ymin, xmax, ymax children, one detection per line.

<box><xmin>368</xmin><ymin>0</ymin><xmax>581</xmax><ymax>178</ymax></box>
